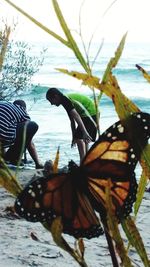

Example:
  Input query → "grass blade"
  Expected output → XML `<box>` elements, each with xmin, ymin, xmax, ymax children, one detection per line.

<box><xmin>2</xmin><ymin>0</ymin><xmax>70</xmax><ymax>48</ymax></box>
<box><xmin>52</xmin><ymin>0</ymin><xmax>89</xmax><ymax>73</ymax></box>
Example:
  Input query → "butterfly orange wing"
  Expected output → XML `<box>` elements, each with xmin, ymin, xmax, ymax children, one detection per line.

<box><xmin>15</xmin><ymin>172</ymin><xmax>103</xmax><ymax>239</ymax></box>
<box><xmin>81</xmin><ymin>112</ymin><xmax>150</xmax><ymax>220</ymax></box>
<box><xmin>15</xmin><ymin>112</ymin><xmax>150</xmax><ymax>237</ymax></box>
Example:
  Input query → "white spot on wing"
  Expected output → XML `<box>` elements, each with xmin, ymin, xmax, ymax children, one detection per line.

<box><xmin>107</xmin><ymin>132</ymin><xmax>112</xmax><ymax>137</ymax></box>
<box><xmin>117</xmin><ymin>124</ymin><xmax>124</xmax><ymax>133</ymax></box>
<box><xmin>35</xmin><ymin>201</ymin><xmax>40</xmax><ymax>208</ymax></box>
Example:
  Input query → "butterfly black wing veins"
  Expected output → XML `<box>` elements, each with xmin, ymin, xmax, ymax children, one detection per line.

<box><xmin>15</xmin><ymin>171</ymin><xmax>104</xmax><ymax>239</ymax></box>
<box><xmin>82</xmin><ymin>112</ymin><xmax>150</xmax><ymax>221</ymax></box>
<box><xmin>15</xmin><ymin>112</ymin><xmax>150</xmax><ymax>238</ymax></box>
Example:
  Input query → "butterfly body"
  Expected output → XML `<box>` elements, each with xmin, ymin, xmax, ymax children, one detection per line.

<box><xmin>15</xmin><ymin>112</ymin><xmax>150</xmax><ymax>239</ymax></box>
<box><xmin>68</xmin><ymin>160</ymin><xmax>88</xmax><ymax>192</ymax></box>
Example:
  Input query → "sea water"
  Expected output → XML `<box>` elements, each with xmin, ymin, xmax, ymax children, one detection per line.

<box><xmin>18</xmin><ymin>40</ymin><xmax>150</xmax><ymax>167</ymax></box>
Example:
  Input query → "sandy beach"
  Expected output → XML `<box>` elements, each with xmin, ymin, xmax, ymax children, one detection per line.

<box><xmin>1</xmin><ymin>0</ymin><xmax>150</xmax><ymax>266</ymax></box>
<box><xmin>0</xmin><ymin>167</ymin><xmax>149</xmax><ymax>267</ymax></box>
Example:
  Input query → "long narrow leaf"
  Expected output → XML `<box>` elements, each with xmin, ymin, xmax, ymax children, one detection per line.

<box><xmin>43</xmin><ymin>218</ymin><xmax>88</xmax><ymax>267</ymax></box>
<box><xmin>4</xmin><ymin>0</ymin><xmax>90</xmax><ymax>72</ymax></box>
<box><xmin>0</xmin><ymin>153</ymin><xmax>22</xmax><ymax>196</ymax></box>
<box><xmin>136</xmin><ymin>64</ymin><xmax>150</xmax><ymax>83</ymax></box>
<box><xmin>134</xmin><ymin>171</ymin><xmax>148</xmax><ymax>216</ymax></box>
<box><xmin>56</xmin><ymin>68</ymin><xmax>150</xmax><ymax>212</ymax></box>
<box><xmin>2</xmin><ymin>0</ymin><xmax>70</xmax><ymax>48</ymax></box>
<box><xmin>53</xmin><ymin>146</ymin><xmax>60</xmax><ymax>173</ymax></box>
<box><xmin>56</xmin><ymin>68</ymin><xmax>101</xmax><ymax>88</ymax></box>
<box><xmin>134</xmin><ymin>146</ymin><xmax>150</xmax><ymax>215</ymax></box>
<box><xmin>141</xmin><ymin>144</ymin><xmax>150</xmax><ymax>177</ymax></box>
<box><xmin>106</xmin><ymin>74</ymin><xmax>140</xmax><ymax>118</ymax></box>
<box><xmin>0</xmin><ymin>167</ymin><xmax>22</xmax><ymax>196</ymax></box>
<box><xmin>106</xmin><ymin>180</ymin><xmax>133</xmax><ymax>267</ymax></box>
<box><xmin>56</xmin><ymin>68</ymin><xmax>139</xmax><ymax>116</ymax></box>
<box><xmin>122</xmin><ymin>217</ymin><xmax>150</xmax><ymax>267</ymax></box>
<box><xmin>52</xmin><ymin>0</ymin><xmax>89</xmax><ymax>73</ymax></box>
<box><xmin>102</xmin><ymin>32</ymin><xmax>127</xmax><ymax>83</ymax></box>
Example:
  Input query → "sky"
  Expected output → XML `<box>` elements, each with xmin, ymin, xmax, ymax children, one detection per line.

<box><xmin>0</xmin><ymin>0</ymin><xmax>150</xmax><ymax>44</ymax></box>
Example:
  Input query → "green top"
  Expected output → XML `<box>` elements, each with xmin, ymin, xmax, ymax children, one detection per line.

<box><xmin>67</xmin><ymin>93</ymin><xmax>96</xmax><ymax>117</ymax></box>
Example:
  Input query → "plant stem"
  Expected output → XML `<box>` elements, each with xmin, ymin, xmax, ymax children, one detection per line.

<box><xmin>101</xmin><ymin>217</ymin><xmax>120</xmax><ymax>267</ymax></box>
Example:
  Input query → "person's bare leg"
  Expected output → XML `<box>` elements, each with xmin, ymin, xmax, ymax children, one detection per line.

<box><xmin>27</xmin><ymin>141</ymin><xmax>43</xmax><ymax>169</ymax></box>
<box><xmin>76</xmin><ymin>139</ymin><xmax>86</xmax><ymax>163</ymax></box>
<box><xmin>85</xmin><ymin>143</ymin><xmax>89</xmax><ymax>154</ymax></box>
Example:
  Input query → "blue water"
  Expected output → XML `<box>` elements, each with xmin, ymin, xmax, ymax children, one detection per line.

<box><xmin>19</xmin><ymin>41</ymin><xmax>150</xmax><ymax>167</ymax></box>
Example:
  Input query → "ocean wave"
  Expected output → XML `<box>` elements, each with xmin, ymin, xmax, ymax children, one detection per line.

<box><xmin>93</xmin><ymin>67</ymin><xmax>143</xmax><ymax>79</ymax></box>
<box><xmin>26</xmin><ymin>85</ymin><xmax>150</xmax><ymax>111</ymax></box>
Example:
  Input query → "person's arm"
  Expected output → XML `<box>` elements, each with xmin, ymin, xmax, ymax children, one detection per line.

<box><xmin>69</xmin><ymin>114</ymin><xmax>76</xmax><ymax>146</ymax></box>
<box><xmin>27</xmin><ymin>141</ymin><xmax>43</xmax><ymax>169</ymax></box>
<box><xmin>62</xmin><ymin>96</ymin><xmax>92</xmax><ymax>144</ymax></box>
<box><xmin>70</xmin><ymin>109</ymin><xmax>92</xmax><ymax>144</ymax></box>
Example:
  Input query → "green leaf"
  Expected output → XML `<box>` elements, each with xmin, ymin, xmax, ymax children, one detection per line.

<box><xmin>56</xmin><ymin>68</ymin><xmax>139</xmax><ymax>117</ymax></box>
<box><xmin>134</xmin><ymin>171</ymin><xmax>148</xmax><ymax>216</ymax></box>
<box><xmin>102</xmin><ymin>32</ymin><xmax>127</xmax><ymax>83</ymax></box>
<box><xmin>3</xmin><ymin>0</ymin><xmax>90</xmax><ymax>73</ymax></box>
<box><xmin>106</xmin><ymin>181</ymin><xmax>133</xmax><ymax>267</ymax></box>
<box><xmin>52</xmin><ymin>0</ymin><xmax>89</xmax><ymax>73</ymax></box>
<box><xmin>53</xmin><ymin>146</ymin><xmax>60</xmax><ymax>173</ymax></box>
<box><xmin>2</xmin><ymin>0</ymin><xmax>70</xmax><ymax>48</ymax></box>
<box><xmin>75</xmin><ymin>238</ymin><xmax>85</xmax><ymax>259</ymax></box>
<box><xmin>56</xmin><ymin>68</ymin><xmax>100</xmax><ymax>88</ymax></box>
<box><xmin>43</xmin><ymin>218</ymin><xmax>89</xmax><ymax>267</ymax></box>
<box><xmin>0</xmin><ymin>166</ymin><xmax>22</xmax><ymax>196</ymax></box>
<box><xmin>136</xmin><ymin>64</ymin><xmax>150</xmax><ymax>83</ymax></box>
<box><xmin>122</xmin><ymin>217</ymin><xmax>150</xmax><ymax>267</ymax></box>
<box><xmin>134</xmin><ymin>145</ymin><xmax>150</xmax><ymax>215</ymax></box>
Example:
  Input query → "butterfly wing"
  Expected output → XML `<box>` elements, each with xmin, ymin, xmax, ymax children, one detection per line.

<box><xmin>15</xmin><ymin>112</ymin><xmax>150</xmax><ymax>237</ymax></box>
<box><xmin>81</xmin><ymin>112</ymin><xmax>150</xmax><ymax>220</ymax></box>
<box><xmin>15</xmin><ymin>173</ymin><xmax>103</xmax><ymax>239</ymax></box>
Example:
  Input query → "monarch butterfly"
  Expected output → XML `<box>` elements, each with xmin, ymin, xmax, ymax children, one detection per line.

<box><xmin>15</xmin><ymin>112</ymin><xmax>150</xmax><ymax>239</ymax></box>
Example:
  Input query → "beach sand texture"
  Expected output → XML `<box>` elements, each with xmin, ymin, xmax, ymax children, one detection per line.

<box><xmin>0</xmin><ymin>168</ymin><xmax>150</xmax><ymax>267</ymax></box>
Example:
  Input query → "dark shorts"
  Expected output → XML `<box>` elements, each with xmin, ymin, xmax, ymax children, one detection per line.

<box><xmin>4</xmin><ymin>121</ymin><xmax>38</xmax><ymax>163</ymax></box>
<box><xmin>74</xmin><ymin>115</ymin><xmax>97</xmax><ymax>141</ymax></box>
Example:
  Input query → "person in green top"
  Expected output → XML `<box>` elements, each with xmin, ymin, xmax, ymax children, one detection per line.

<box><xmin>46</xmin><ymin>88</ymin><xmax>98</xmax><ymax>162</ymax></box>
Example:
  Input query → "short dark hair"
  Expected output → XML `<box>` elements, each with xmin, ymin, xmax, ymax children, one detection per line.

<box><xmin>46</xmin><ymin>88</ymin><xmax>63</xmax><ymax>100</ymax></box>
<box><xmin>13</xmin><ymin>99</ymin><xmax>26</xmax><ymax>110</ymax></box>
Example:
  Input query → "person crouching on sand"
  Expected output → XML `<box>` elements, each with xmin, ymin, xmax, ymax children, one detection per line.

<box><xmin>46</xmin><ymin>88</ymin><xmax>98</xmax><ymax>162</ymax></box>
<box><xmin>0</xmin><ymin>99</ymin><xmax>43</xmax><ymax>169</ymax></box>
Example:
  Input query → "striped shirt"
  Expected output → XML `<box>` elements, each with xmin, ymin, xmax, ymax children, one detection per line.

<box><xmin>0</xmin><ymin>101</ymin><xmax>30</xmax><ymax>148</ymax></box>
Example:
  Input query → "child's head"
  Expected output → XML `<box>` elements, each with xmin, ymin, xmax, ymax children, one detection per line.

<box><xmin>13</xmin><ymin>99</ymin><xmax>27</xmax><ymax>110</ymax></box>
<box><xmin>46</xmin><ymin>88</ymin><xmax>63</xmax><ymax>106</ymax></box>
